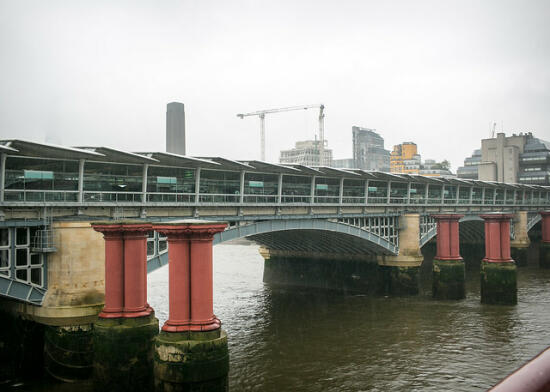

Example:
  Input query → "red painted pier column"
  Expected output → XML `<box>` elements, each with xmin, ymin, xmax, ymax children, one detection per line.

<box><xmin>432</xmin><ymin>214</ymin><xmax>465</xmax><ymax>300</ymax></box>
<box><xmin>91</xmin><ymin>221</ymin><xmax>159</xmax><ymax>392</ymax></box>
<box><xmin>92</xmin><ymin>224</ymin><xmax>125</xmax><ymax>318</ymax></box>
<box><xmin>152</xmin><ymin>220</ymin><xmax>229</xmax><ymax>391</ymax></box>
<box><xmin>122</xmin><ymin>223</ymin><xmax>153</xmax><ymax>317</ymax></box>
<box><xmin>540</xmin><ymin>211</ymin><xmax>550</xmax><ymax>268</ymax></box>
<box><xmin>480</xmin><ymin>214</ymin><xmax>517</xmax><ymax>305</ymax></box>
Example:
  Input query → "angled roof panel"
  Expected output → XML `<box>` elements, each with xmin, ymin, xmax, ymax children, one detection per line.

<box><xmin>0</xmin><ymin>139</ymin><xmax>104</xmax><ymax>160</ymax></box>
<box><xmin>239</xmin><ymin>160</ymin><xmax>302</xmax><ymax>174</ymax></box>
<box><xmin>76</xmin><ymin>146</ymin><xmax>158</xmax><ymax>164</ymax></box>
<box><xmin>139</xmin><ymin>152</ymin><xmax>221</xmax><ymax>168</ymax></box>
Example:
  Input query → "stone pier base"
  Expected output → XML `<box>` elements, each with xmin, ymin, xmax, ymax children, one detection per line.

<box><xmin>480</xmin><ymin>261</ymin><xmax>517</xmax><ymax>305</ymax></box>
<box><xmin>93</xmin><ymin>313</ymin><xmax>159</xmax><ymax>392</ymax></box>
<box><xmin>154</xmin><ymin>329</ymin><xmax>229</xmax><ymax>392</ymax></box>
<box><xmin>44</xmin><ymin>324</ymin><xmax>93</xmax><ymax>382</ymax></box>
<box><xmin>262</xmin><ymin>251</ymin><xmax>380</xmax><ymax>294</ymax></box>
<box><xmin>432</xmin><ymin>259</ymin><xmax>465</xmax><ymax>300</ymax></box>
<box><xmin>540</xmin><ymin>243</ymin><xmax>550</xmax><ymax>269</ymax></box>
<box><xmin>511</xmin><ymin>247</ymin><xmax>529</xmax><ymax>267</ymax></box>
<box><xmin>379</xmin><ymin>266</ymin><xmax>419</xmax><ymax>296</ymax></box>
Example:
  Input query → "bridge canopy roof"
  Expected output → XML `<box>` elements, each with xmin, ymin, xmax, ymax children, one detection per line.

<box><xmin>314</xmin><ymin>166</ymin><xmax>361</xmax><ymax>177</ymax></box>
<box><xmin>138</xmin><ymin>152</ymin><xmax>221</xmax><ymax>169</ymax></box>
<box><xmin>0</xmin><ymin>139</ymin><xmax>104</xmax><ymax>160</ymax></box>
<box><xmin>198</xmin><ymin>157</ymin><xmax>254</xmax><ymax>170</ymax></box>
<box><xmin>75</xmin><ymin>146</ymin><xmax>159</xmax><ymax>164</ymax></box>
<box><xmin>239</xmin><ymin>161</ymin><xmax>302</xmax><ymax>174</ymax></box>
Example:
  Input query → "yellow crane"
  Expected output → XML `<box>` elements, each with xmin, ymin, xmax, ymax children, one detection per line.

<box><xmin>237</xmin><ymin>104</ymin><xmax>325</xmax><ymax>162</ymax></box>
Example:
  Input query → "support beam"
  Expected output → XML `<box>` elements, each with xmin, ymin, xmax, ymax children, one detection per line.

<box><xmin>540</xmin><ymin>211</ymin><xmax>550</xmax><ymax>268</ymax></box>
<box><xmin>152</xmin><ymin>220</ymin><xmax>229</xmax><ymax>391</ymax></box>
<box><xmin>0</xmin><ymin>153</ymin><xmax>6</xmax><ymax>202</ymax></box>
<box><xmin>239</xmin><ymin>170</ymin><xmax>245</xmax><ymax>204</ymax></box>
<box><xmin>141</xmin><ymin>164</ymin><xmax>148</xmax><ymax>204</ymax></box>
<box><xmin>277</xmin><ymin>173</ymin><xmax>283</xmax><ymax>205</ymax></box>
<box><xmin>480</xmin><ymin>214</ymin><xmax>517</xmax><ymax>305</ymax></box>
<box><xmin>431</xmin><ymin>214</ymin><xmax>465</xmax><ymax>300</ymax></box>
<box><xmin>194</xmin><ymin>167</ymin><xmax>201</xmax><ymax>204</ymax></box>
<box><xmin>78</xmin><ymin>159</ymin><xmax>85</xmax><ymax>203</ymax></box>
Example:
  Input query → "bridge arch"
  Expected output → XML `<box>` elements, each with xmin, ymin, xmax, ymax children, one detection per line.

<box><xmin>147</xmin><ymin>219</ymin><xmax>397</xmax><ymax>273</ymax></box>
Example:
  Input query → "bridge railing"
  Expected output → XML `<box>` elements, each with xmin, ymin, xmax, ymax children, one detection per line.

<box><xmin>83</xmin><ymin>191</ymin><xmax>143</xmax><ymax>203</ymax></box>
<box><xmin>4</xmin><ymin>190</ymin><xmax>79</xmax><ymax>202</ymax></box>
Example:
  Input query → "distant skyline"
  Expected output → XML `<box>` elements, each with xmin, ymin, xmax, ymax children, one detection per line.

<box><xmin>1</xmin><ymin>0</ymin><xmax>549</xmax><ymax>171</ymax></box>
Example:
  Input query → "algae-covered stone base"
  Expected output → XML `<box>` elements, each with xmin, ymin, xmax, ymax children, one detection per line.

<box><xmin>379</xmin><ymin>266</ymin><xmax>419</xmax><ymax>296</ymax></box>
<box><xmin>154</xmin><ymin>329</ymin><xmax>229</xmax><ymax>392</ymax></box>
<box><xmin>432</xmin><ymin>259</ymin><xmax>465</xmax><ymax>300</ymax></box>
<box><xmin>480</xmin><ymin>261</ymin><xmax>517</xmax><ymax>305</ymax></box>
<box><xmin>93</xmin><ymin>314</ymin><xmax>159</xmax><ymax>392</ymax></box>
<box><xmin>540</xmin><ymin>243</ymin><xmax>550</xmax><ymax>269</ymax></box>
<box><xmin>44</xmin><ymin>324</ymin><xmax>93</xmax><ymax>382</ymax></box>
<box><xmin>263</xmin><ymin>255</ymin><xmax>380</xmax><ymax>294</ymax></box>
<box><xmin>0</xmin><ymin>309</ymin><xmax>44</xmax><ymax>383</ymax></box>
<box><xmin>511</xmin><ymin>247</ymin><xmax>528</xmax><ymax>267</ymax></box>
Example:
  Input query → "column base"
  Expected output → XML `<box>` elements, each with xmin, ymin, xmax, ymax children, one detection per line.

<box><xmin>93</xmin><ymin>313</ymin><xmax>159</xmax><ymax>392</ymax></box>
<box><xmin>379</xmin><ymin>266</ymin><xmax>419</xmax><ymax>296</ymax></box>
<box><xmin>511</xmin><ymin>247</ymin><xmax>529</xmax><ymax>267</ymax></box>
<box><xmin>44</xmin><ymin>324</ymin><xmax>93</xmax><ymax>382</ymax></box>
<box><xmin>480</xmin><ymin>261</ymin><xmax>517</xmax><ymax>305</ymax></box>
<box><xmin>540</xmin><ymin>242</ymin><xmax>550</xmax><ymax>269</ymax></box>
<box><xmin>432</xmin><ymin>259</ymin><xmax>465</xmax><ymax>300</ymax></box>
<box><xmin>154</xmin><ymin>329</ymin><xmax>229</xmax><ymax>392</ymax></box>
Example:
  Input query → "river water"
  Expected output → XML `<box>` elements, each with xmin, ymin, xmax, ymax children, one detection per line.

<box><xmin>147</xmin><ymin>241</ymin><xmax>550</xmax><ymax>392</ymax></box>
<box><xmin>10</xmin><ymin>241</ymin><xmax>550</xmax><ymax>391</ymax></box>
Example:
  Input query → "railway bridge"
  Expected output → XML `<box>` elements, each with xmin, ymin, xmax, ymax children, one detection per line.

<box><xmin>0</xmin><ymin>139</ymin><xmax>549</xmax><ymax>389</ymax></box>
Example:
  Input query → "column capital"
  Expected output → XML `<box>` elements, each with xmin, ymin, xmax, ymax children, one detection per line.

<box><xmin>431</xmin><ymin>214</ymin><xmax>464</xmax><ymax>221</ymax></box>
<box><xmin>153</xmin><ymin>220</ymin><xmax>227</xmax><ymax>241</ymax></box>
<box><xmin>540</xmin><ymin>211</ymin><xmax>550</xmax><ymax>217</ymax></box>
<box><xmin>480</xmin><ymin>213</ymin><xmax>514</xmax><ymax>221</ymax></box>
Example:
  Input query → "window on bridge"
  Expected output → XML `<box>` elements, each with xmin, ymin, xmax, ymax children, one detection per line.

<box><xmin>244</xmin><ymin>173</ymin><xmax>278</xmax><ymax>203</ymax></box>
<box><xmin>343</xmin><ymin>179</ymin><xmax>365</xmax><ymax>204</ymax></box>
<box><xmin>484</xmin><ymin>188</ymin><xmax>494</xmax><ymax>204</ymax></box>
<box><xmin>472</xmin><ymin>187</ymin><xmax>483</xmax><ymax>204</ymax></box>
<box><xmin>146</xmin><ymin>166</ymin><xmax>195</xmax><ymax>203</ymax></box>
<box><xmin>506</xmin><ymin>189</ymin><xmax>515</xmax><ymax>204</ymax></box>
<box><xmin>10</xmin><ymin>227</ymin><xmax>44</xmax><ymax>287</ymax></box>
<box><xmin>389</xmin><ymin>182</ymin><xmax>408</xmax><ymax>204</ymax></box>
<box><xmin>199</xmin><ymin>169</ymin><xmax>240</xmax><ymax>203</ymax></box>
<box><xmin>459</xmin><ymin>186</ymin><xmax>470</xmax><ymax>204</ymax></box>
<box><xmin>4</xmin><ymin>156</ymin><xmax>79</xmax><ymax>202</ymax></box>
<box><xmin>409</xmin><ymin>183</ymin><xmax>426</xmax><ymax>204</ymax></box>
<box><xmin>428</xmin><ymin>185</ymin><xmax>442</xmax><ymax>204</ymax></box>
<box><xmin>368</xmin><ymin>181</ymin><xmax>388</xmax><ymax>204</ymax></box>
<box><xmin>0</xmin><ymin>228</ymin><xmax>9</xmax><ymax>277</ymax></box>
<box><xmin>444</xmin><ymin>185</ymin><xmax>457</xmax><ymax>204</ymax></box>
<box><xmin>281</xmin><ymin>175</ymin><xmax>311</xmax><ymax>203</ymax></box>
<box><xmin>515</xmin><ymin>190</ymin><xmax>523</xmax><ymax>204</ymax></box>
<box><xmin>315</xmin><ymin>177</ymin><xmax>339</xmax><ymax>203</ymax></box>
<box><xmin>84</xmin><ymin>161</ymin><xmax>143</xmax><ymax>203</ymax></box>
<box><xmin>495</xmin><ymin>189</ymin><xmax>505</xmax><ymax>204</ymax></box>
<box><xmin>524</xmin><ymin>191</ymin><xmax>532</xmax><ymax>205</ymax></box>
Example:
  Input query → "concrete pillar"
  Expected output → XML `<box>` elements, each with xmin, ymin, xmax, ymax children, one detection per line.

<box><xmin>540</xmin><ymin>211</ymin><xmax>550</xmax><ymax>268</ymax></box>
<box><xmin>377</xmin><ymin>214</ymin><xmax>423</xmax><ymax>295</ymax></box>
<box><xmin>480</xmin><ymin>214</ymin><xmax>517</xmax><ymax>305</ymax></box>
<box><xmin>91</xmin><ymin>221</ymin><xmax>159</xmax><ymax>392</ymax></box>
<box><xmin>152</xmin><ymin>220</ymin><xmax>228</xmax><ymax>392</ymax></box>
<box><xmin>510</xmin><ymin>211</ymin><xmax>530</xmax><ymax>267</ymax></box>
<box><xmin>432</xmin><ymin>214</ymin><xmax>465</xmax><ymax>300</ymax></box>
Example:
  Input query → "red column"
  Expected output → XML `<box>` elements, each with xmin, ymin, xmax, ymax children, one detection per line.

<box><xmin>432</xmin><ymin>214</ymin><xmax>463</xmax><ymax>260</ymax></box>
<box><xmin>480</xmin><ymin>214</ymin><xmax>514</xmax><ymax>262</ymax></box>
<box><xmin>92</xmin><ymin>224</ymin><xmax>125</xmax><ymax>318</ymax></box>
<box><xmin>541</xmin><ymin>211</ymin><xmax>550</xmax><ymax>243</ymax></box>
<box><xmin>122</xmin><ymin>223</ymin><xmax>153</xmax><ymax>317</ymax></box>
<box><xmin>153</xmin><ymin>221</ymin><xmax>227</xmax><ymax>333</ymax></box>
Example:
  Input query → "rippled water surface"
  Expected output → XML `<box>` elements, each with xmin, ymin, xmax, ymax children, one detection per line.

<box><xmin>148</xmin><ymin>242</ymin><xmax>550</xmax><ymax>392</ymax></box>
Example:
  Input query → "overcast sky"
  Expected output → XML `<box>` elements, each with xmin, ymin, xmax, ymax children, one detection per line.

<box><xmin>1</xmin><ymin>0</ymin><xmax>549</xmax><ymax>170</ymax></box>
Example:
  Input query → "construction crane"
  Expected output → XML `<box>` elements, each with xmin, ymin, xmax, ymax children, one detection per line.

<box><xmin>237</xmin><ymin>104</ymin><xmax>325</xmax><ymax>163</ymax></box>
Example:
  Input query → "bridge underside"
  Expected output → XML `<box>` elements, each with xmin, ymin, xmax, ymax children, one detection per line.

<box><xmin>248</xmin><ymin>229</ymin><xmax>393</xmax><ymax>257</ymax></box>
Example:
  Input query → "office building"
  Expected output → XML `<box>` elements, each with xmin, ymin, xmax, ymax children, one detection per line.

<box><xmin>352</xmin><ymin>127</ymin><xmax>390</xmax><ymax>171</ymax></box>
<box><xmin>279</xmin><ymin>140</ymin><xmax>333</xmax><ymax>166</ymax></box>
<box><xmin>390</xmin><ymin>142</ymin><xmax>420</xmax><ymax>174</ymax></box>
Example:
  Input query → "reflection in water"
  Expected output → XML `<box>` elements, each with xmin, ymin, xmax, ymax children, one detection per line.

<box><xmin>12</xmin><ymin>241</ymin><xmax>550</xmax><ymax>391</ymax></box>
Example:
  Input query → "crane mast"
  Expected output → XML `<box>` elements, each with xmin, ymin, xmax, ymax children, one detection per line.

<box><xmin>237</xmin><ymin>104</ymin><xmax>325</xmax><ymax>163</ymax></box>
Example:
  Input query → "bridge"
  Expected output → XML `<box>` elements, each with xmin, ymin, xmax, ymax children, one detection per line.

<box><xmin>1</xmin><ymin>139</ymin><xmax>550</xmax><ymax>389</ymax></box>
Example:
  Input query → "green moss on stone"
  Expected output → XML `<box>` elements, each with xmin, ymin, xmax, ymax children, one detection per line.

<box><xmin>93</xmin><ymin>314</ymin><xmax>159</xmax><ymax>392</ymax></box>
<box><xmin>480</xmin><ymin>261</ymin><xmax>517</xmax><ymax>305</ymax></box>
<box><xmin>154</xmin><ymin>330</ymin><xmax>229</xmax><ymax>392</ymax></box>
<box><xmin>511</xmin><ymin>247</ymin><xmax>528</xmax><ymax>267</ymax></box>
<box><xmin>540</xmin><ymin>243</ymin><xmax>550</xmax><ymax>269</ymax></box>
<box><xmin>432</xmin><ymin>259</ymin><xmax>465</xmax><ymax>300</ymax></box>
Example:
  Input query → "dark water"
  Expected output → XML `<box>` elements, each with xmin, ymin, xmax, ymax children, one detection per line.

<box><xmin>9</xmin><ymin>242</ymin><xmax>550</xmax><ymax>391</ymax></box>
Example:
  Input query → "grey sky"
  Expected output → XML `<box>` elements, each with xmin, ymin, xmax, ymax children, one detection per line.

<box><xmin>1</xmin><ymin>0</ymin><xmax>549</xmax><ymax>170</ymax></box>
